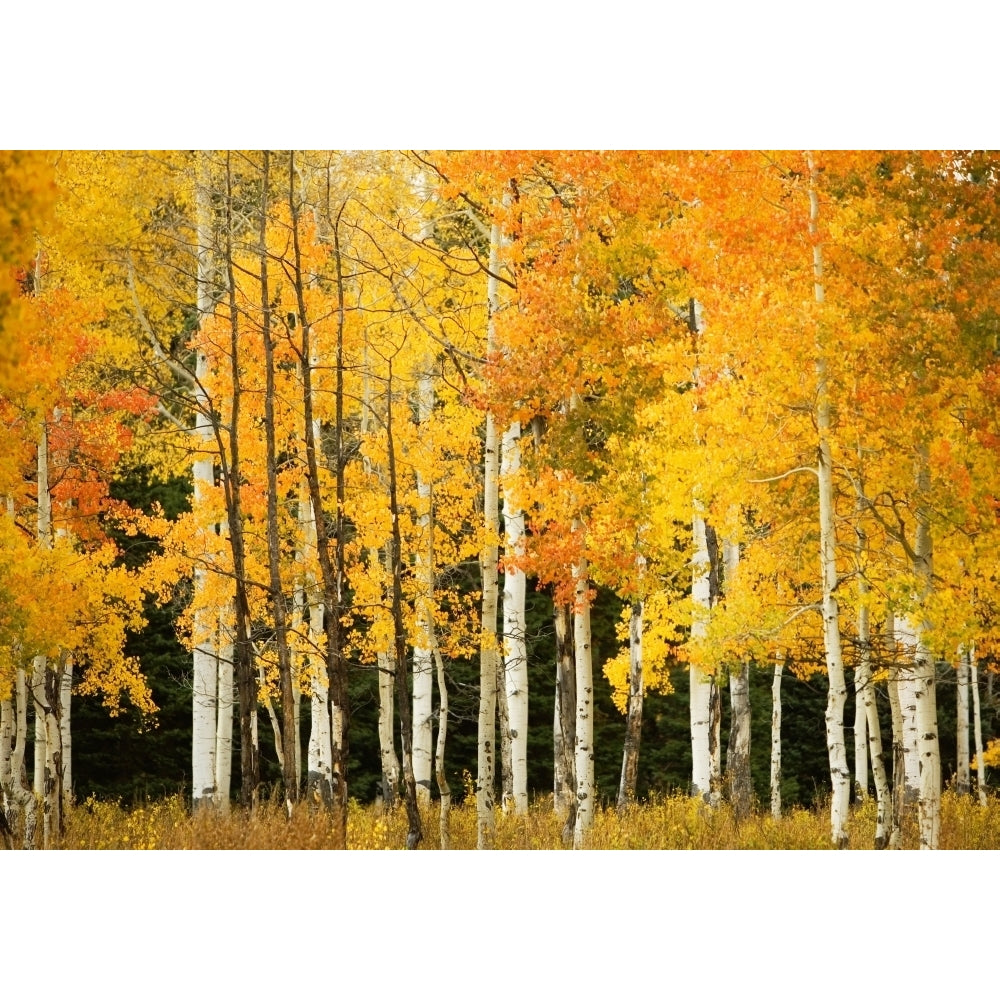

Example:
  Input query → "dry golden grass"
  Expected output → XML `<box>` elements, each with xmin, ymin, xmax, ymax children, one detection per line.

<box><xmin>43</xmin><ymin>789</ymin><xmax>1000</xmax><ymax>850</ymax></box>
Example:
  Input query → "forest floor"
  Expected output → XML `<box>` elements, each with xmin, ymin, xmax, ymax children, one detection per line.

<box><xmin>38</xmin><ymin>788</ymin><xmax>1000</xmax><ymax>849</ymax></box>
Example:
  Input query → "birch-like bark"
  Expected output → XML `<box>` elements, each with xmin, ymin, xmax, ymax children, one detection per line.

<box><xmin>912</xmin><ymin>462</ymin><xmax>940</xmax><ymax>850</ymax></box>
<box><xmin>301</xmin><ymin>483</ymin><xmax>333</xmax><ymax>806</ymax></box>
<box><xmin>214</xmin><ymin>629</ymin><xmax>233</xmax><ymax>811</ymax></box>
<box><xmin>956</xmin><ymin>647</ymin><xmax>971</xmax><ymax>796</ymax></box>
<box><xmin>1</xmin><ymin>668</ymin><xmax>37</xmax><ymax>848</ymax></box>
<box><xmin>808</xmin><ymin>154</ymin><xmax>850</xmax><ymax>848</ymax></box>
<box><xmin>891</xmin><ymin>616</ymin><xmax>921</xmax><ymax>848</ymax></box>
<box><xmin>497</xmin><ymin>654</ymin><xmax>513</xmax><ymax>810</ymax></box>
<box><xmin>361</xmin><ymin>346</ymin><xmax>398</xmax><ymax>806</ymax></box>
<box><xmin>412</xmin><ymin>365</ymin><xmax>435</xmax><ymax>810</ymax></box>
<box><xmin>572</xmin><ymin>541</ymin><xmax>595</xmax><ymax>849</ymax></box>
<box><xmin>192</xmin><ymin>153</ymin><xmax>220</xmax><ymax>811</ymax></box>
<box><xmin>0</xmin><ymin>694</ymin><xmax>15</xmax><ymax>848</ymax></box>
<box><xmin>501</xmin><ymin>420</ymin><xmax>529</xmax><ymax>815</ymax></box>
<box><xmin>887</xmin><ymin>629</ymin><xmax>905</xmax><ymax>849</ymax></box>
<box><xmin>723</xmin><ymin>540</ymin><xmax>752</xmax><ymax>821</ymax></box>
<box><xmin>854</xmin><ymin>684</ymin><xmax>868</xmax><ymax>802</ymax></box>
<box><xmin>34</xmin><ymin>420</ymin><xmax>63</xmax><ymax>846</ymax></box>
<box><xmin>431</xmin><ymin>638</ymin><xmax>451</xmax><ymax>849</ymax></box>
<box><xmin>857</xmin><ymin>583</ymin><xmax>890</xmax><ymax>846</ymax></box>
<box><xmin>771</xmin><ymin>652</ymin><xmax>783</xmax><ymax>820</ymax></box>
<box><xmin>970</xmin><ymin>647</ymin><xmax>987</xmax><ymax>807</ymax></box>
<box><xmin>690</xmin><ymin>511</ymin><xmax>714</xmax><ymax>802</ymax></box>
<box><xmin>59</xmin><ymin>653</ymin><xmax>72</xmax><ymax>811</ymax></box>
<box><xmin>477</xmin><ymin>219</ymin><xmax>502</xmax><ymax>849</ymax></box>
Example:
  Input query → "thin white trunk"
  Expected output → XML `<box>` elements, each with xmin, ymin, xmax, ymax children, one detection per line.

<box><xmin>723</xmin><ymin>540</ymin><xmax>752</xmax><ymax>820</ymax></box>
<box><xmin>956</xmin><ymin>647</ymin><xmax>970</xmax><ymax>796</ymax></box>
<box><xmin>1</xmin><ymin>668</ymin><xmax>37</xmax><ymax>848</ymax></box>
<box><xmin>192</xmin><ymin>157</ymin><xmax>220</xmax><ymax>811</ymax></box>
<box><xmin>299</xmin><ymin>472</ymin><xmax>333</xmax><ymax>804</ymax></box>
<box><xmin>431</xmin><ymin>637</ymin><xmax>451</xmax><ymax>849</ymax></box>
<box><xmin>912</xmin><ymin>478</ymin><xmax>940</xmax><ymax>850</ymax></box>
<box><xmin>770</xmin><ymin>652</ymin><xmax>783</xmax><ymax>820</ymax></box>
<box><xmin>360</xmin><ymin>356</ymin><xmax>396</xmax><ymax>805</ymax></box>
<box><xmin>808</xmin><ymin>154</ymin><xmax>850</xmax><ymax>848</ymax></box>
<box><xmin>34</xmin><ymin>419</ymin><xmax>63</xmax><ymax>846</ymax></box>
<box><xmin>32</xmin><ymin>660</ymin><xmax>46</xmax><ymax>797</ymax></box>
<box><xmin>970</xmin><ymin>646</ymin><xmax>987</xmax><ymax>807</ymax></box>
<box><xmin>477</xmin><ymin>218</ymin><xmax>502</xmax><ymax>849</ymax></box>
<box><xmin>376</xmin><ymin>574</ymin><xmax>400</xmax><ymax>807</ymax></box>
<box><xmin>572</xmin><ymin>541</ymin><xmax>594</xmax><ymax>849</ymax></box>
<box><xmin>854</xmin><ymin>685</ymin><xmax>868</xmax><ymax>802</ymax></box>
<box><xmin>412</xmin><ymin>365</ymin><xmax>435</xmax><ymax>810</ymax></box>
<box><xmin>893</xmin><ymin>617</ymin><xmax>923</xmax><ymax>808</ymax></box>
<box><xmin>857</xmin><ymin>580</ymin><xmax>890</xmax><ymax>846</ymax></box>
<box><xmin>214</xmin><ymin>627</ymin><xmax>233</xmax><ymax>810</ymax></box>
<box><xmin>501</xmin><ymin>420</ymin><xmax>528</xmax><ymax>815</ymax></box>
<box><xmin>690</xmin><ymin>512</ymin><xmax>714</xmax><ymax>802</ymax></box>
<box><xmin>59</xmin><ymin>654</ymin><xmax>72</xmax><ymax>811</ymax></box>
<box><xmin>887</xmin><ymin>620</ymin><xmax>905</xmax><ymax>849</ymax></box>
<box><xmin>0</xmin><ymin>695</ymin><xmax>14</xmax><ymax>846</ymax></box>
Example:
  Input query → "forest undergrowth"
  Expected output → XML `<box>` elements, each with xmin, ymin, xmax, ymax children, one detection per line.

<box><xmin>33</xmin><ymin>789</ymin><xmax>1000</xmax><ymax>850</ymax></box>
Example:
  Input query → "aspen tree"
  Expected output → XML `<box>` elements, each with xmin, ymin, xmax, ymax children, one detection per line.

<box><xmin>191</xmin><ymin>153</ymin><xmax>223</xmax><ymax>810</ymax></box>
<box><xmin>970</xmin><ymin>647</ymin><xmax>987</xmax><ymax>807</ymax></box>
<box><xmin>572</xmin><ymin>537</ymin><xmax>594</xmax><ymax>848</ymax></box>
<box><xmin>807</xmin><ymin>153</ymin><xmax>851</xmax><ymax>847</ymax></box>
<box><xmin>956</xmin><ymin>649</ymin><xmax>971</xmax><ymax>796</ymax></box>
<box><xmin>770</xmin><ymin>652</ymin><xmax>783</xmax><ymax>819</ymax></box>
<box><xmin>477</xmin><ymin>216</ymin><xmax>502</xmax><ymax>849</ymax></box>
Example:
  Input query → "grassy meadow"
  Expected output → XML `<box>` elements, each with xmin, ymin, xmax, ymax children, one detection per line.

<box><xmin>40</xmin><ymin>789</ymin><xmax>1000</xmax><ymax>850</ymax></box>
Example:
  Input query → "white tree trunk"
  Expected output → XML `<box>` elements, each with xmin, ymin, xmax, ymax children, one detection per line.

<box><xmin>886</xmin><ymin>628</ymin><xmax>905</xmax><ymax>849</ymax></box>
<box><xmin>297</xmin><ymin>469</ymin><xmax>334</xmax><ymax>805</ymax></box>
<box><xmin>59</xmin><ymin>654</ymin><xmax>72</xmax><ymax>811</ymax></box>
<box><xmin>412</xmin><ymin>366</ymin><xmax>435</xmax><ymax>810</ymax></box>
<box><xmin>893</xmin><ymin>617</ymin><xmax>923</xmax><ymax>810</ymax></box>
<box><xmin>32</xmin><ymin>659</ymin><xmax>46</xmax><ymax>798</ymax></box>
<box><xmin>501</xmin><ymin>420</ymin><xmax>528</xmax><ymax>815</ymax></box>
<box><xmin>477</xmin><ymin>219</ymin><xmax>502</xmax><ymax>849</ymax></box>
<box><xmin>214</xmin><ymin>628</ymin><xmax>233</xmax><ymax>810</ymax></box>
<box><xmin>192</xmin><ymin>157</ymin><xmax>220</xmax><ymax>811</ymax></box>
<box><xmin>808</xmin><ymin>155</ymin><xmax>851</xmax><ymax>848</ymax></box>
<box><xmin>690</xmin><ymin>512</ymin><xmax>714</xmax><ymax>802</ymax></box>
<box><xmin>723</xmin><ymin>540</ymin><xmax>751</xmax><ymax>820</ymax></box>
<box><xmin>361</xmin><ymin>360</ymin><xmax>398</xmax><ymax>806</ymax></box>
<box><xmin>1</xmin><ymin>668</ymin><xmax>37</xmax><ymax>848</ymax></box>
<box><xmin>854</xmin><ymin>685</ymin><xmax>868</xmax><ymax>802</ymax></box>
<box><xmin>572</xmin><ymin>541</ymin><xmax>594</xmax><ymax>849</ymax></box>
<box><xmin>376</xmin><ymin>624</ymin><xmax>399</xmax><ymax>807</ymax></box>
<box><xmin>431</xmin><ymin>637</ymin><xmax>451</xmax><ymax>849</ymax></box>
<box><xmin>857</xmin><ymin>584</ymin><xmax>890</xmax><ymax>846</ymax></box>
<box><xmin>970</xmin><ymin>647</ymin><xmax>987</xmax><ymax>807</ymax></box>
<box><xmin>912</xmin><ymin>486</ymin><xmax>940</xmax><ymax>850</ymax></box>
<box><xmin>34</xmin><ymin>420</ymin><xmax>64</xmax><ymax>846</ymax></box>
<box><xmin>771</xmin><ymin>652</ymin><xmax>783</xmax><ymax>820</ymax></box>
<box><xmin>956</xmin><ymin>647</ymin><xmax>971</xmax><ymax>796</ymax></box>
